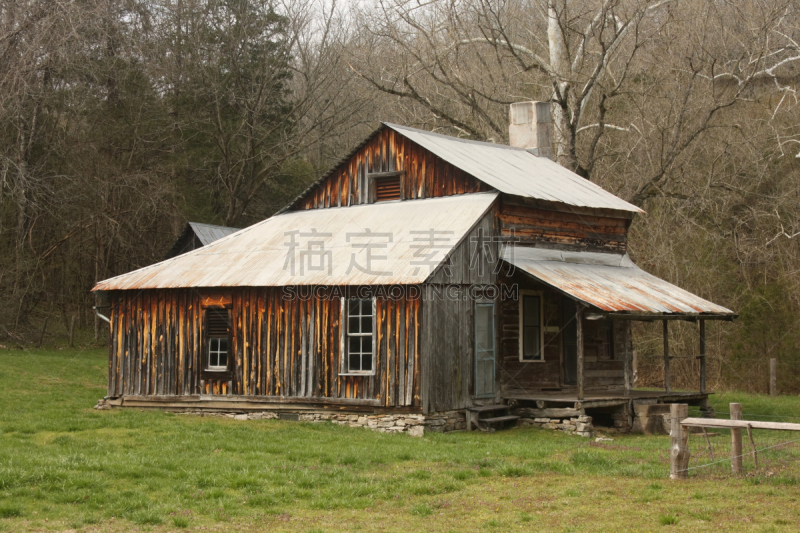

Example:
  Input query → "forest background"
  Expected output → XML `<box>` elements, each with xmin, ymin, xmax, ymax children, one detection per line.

<box><xmin>1</xmin><ymin>0</ymin><xmax>799</xmax><ymax>393</ymax></box>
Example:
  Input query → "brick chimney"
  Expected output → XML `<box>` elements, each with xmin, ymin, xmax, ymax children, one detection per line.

<box><xmin>509</xmin><ymin>101</ymin><xmax>553</xmax><ymax>159</ymax></box>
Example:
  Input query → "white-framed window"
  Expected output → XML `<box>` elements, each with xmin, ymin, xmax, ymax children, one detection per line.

<box><xmin>519</xmin><ymin>291</ymin><xmax>544</xmax><ymax>362</ymax></box>
<box><xmin>205</xmin><ymin>307</ymin><xmax>230</xmax><ymax>371</ymax></box>
<box><xmin>340</xmin><ymin>297</ymin><xmax>376</xmax><ymax>374</ymax></box>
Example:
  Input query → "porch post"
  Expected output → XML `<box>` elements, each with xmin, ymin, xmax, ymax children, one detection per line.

<box><xmin>663</xmin><ymin>320</ymin><xmax>671</xmax><ymax>394</ymax></box>
<box><xmin>623</xmin><ymin>320</ymin><xmax>631</xmax><ymax>398</ymax></box>
<box><xmin>699</xmin><ymin>319</ymin><xmax>706</xmax><ymax>394</ymax></box>
<box><xmin>577</xmin><ymin>305</ymin><xmax>584</xmax><ymax>401</ymax></box>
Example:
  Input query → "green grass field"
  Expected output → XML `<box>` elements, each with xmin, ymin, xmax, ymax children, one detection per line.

<box><xmin>1</xmin><ymin>348</ymin><xmax>799</xmax><ymax>532</ymax></box>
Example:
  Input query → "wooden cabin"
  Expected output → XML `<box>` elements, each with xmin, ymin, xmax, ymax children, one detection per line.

<box><xmin>93</xmin><ymin>102</ymin><xmax>735</xmax><ymax>435</ymax></box>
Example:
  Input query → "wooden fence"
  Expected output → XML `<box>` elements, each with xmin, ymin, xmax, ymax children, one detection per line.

<box><xmin>670</xmin><ymin>402</ymin><xmax>800</xmax><ymax>479</ymax></box>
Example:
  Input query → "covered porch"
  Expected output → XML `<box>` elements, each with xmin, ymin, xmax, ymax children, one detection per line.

<box><xmin>500</xmin><ymin>247</ymin><xmax>736</xmax><ymax>431</ymax></box>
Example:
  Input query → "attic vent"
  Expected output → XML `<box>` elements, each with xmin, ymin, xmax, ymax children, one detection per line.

<box><xmin>206</xmin><ymin>308</ymin><xmax>229</xmax><ymax>336</ymax></box>
<box><xmin>369</xmin><ymin>171</ymin><xmax>404</xmax><ymax>203</ymax></box>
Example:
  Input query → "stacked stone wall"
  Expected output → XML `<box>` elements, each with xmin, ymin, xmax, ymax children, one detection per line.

<box><xmin>518</xmin><ymin>415</ymin><xmax>595</xmax><ymax>437</ymax></box>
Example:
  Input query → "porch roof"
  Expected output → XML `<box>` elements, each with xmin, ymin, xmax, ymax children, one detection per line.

<box><xmin>503</xmin><ymin>247</ymin><xmax>735</xmax><ymax>318</ymax></box>
<box><xmin>93</xmin><ymin>192</ymin><xmax>498</xmax><ymax>291</ymax></box>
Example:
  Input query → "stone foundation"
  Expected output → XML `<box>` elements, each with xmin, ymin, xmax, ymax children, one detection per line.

<box><xmin>518</xmin><ymin>415</ymin><xmax>595</xmax><ymax>437</ymax></box>
<box><xmin>95</xmin><ymin>398</ymin><xmax>465</xmax><ymax>437</ymax></box>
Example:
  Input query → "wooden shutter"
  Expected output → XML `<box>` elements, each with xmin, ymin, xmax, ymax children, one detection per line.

<box><xmin>374</xmin><ymin>176</ymin><xmax>402</xmax><ymax>202</ymax></box>
<box><xmin>206</xmin><ymin>308</ymin><xmax>229</xmax><ymax>337</ymax></box>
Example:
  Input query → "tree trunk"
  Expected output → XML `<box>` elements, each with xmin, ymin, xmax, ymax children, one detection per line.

<box><xmin>547</xmin><ymin>0</ymin><xmax>578</xmax><ymax>174</ymax></box>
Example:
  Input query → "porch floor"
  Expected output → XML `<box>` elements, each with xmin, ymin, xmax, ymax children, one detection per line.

<box><xmin>501</xmin><ymin>389</ymin><xmax>710</xmax><ymax>409</ymax></box>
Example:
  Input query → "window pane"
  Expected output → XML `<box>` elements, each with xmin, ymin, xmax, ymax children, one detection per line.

<box><xmin>361</xmin><ymin>299</ymin><xmax>372</xmax><ymax>315</ymax></box>
<box><xmin>349</xmin><ymin>316</ymin><xmax>360</xmax><ymax>333</ymax></box>
<box><xmin>349</xmin><ymin>353</ymin><xmax>361</xmax><ymax>372</ymax></box>
<box><xmin>362</xmin><ymin>335</ymin><xmax>373</xmax><ymax>354</ymax></box>
<box><xmin>349</xmin><ymin>299</ymin><xmax>360</xmax><ymax>315</ymax></box>
<box><xmin>349</xmin><ymin>336</ymin><xmax>360</xmax><ymax>353</ymax></box>
<box><xmin>523</xmin><ymin>295</ymin><xmax>540</xmax><ymax>326</ymax></box>
<box><xmin>210</xmin><ymin>338</ymin><xmax>219</xmax><ymax>351</ymax></box>
<box><xmin>219</xmin><ymin>338</ymin><xmax>228</xmax><ymax>352</ymax></box>
<box><xmin>361</xmin><ymin>316</ymin><xmax>372</xmax><ymax>334</ymax></box>
<box><xmin>476</xmin><ymin>305</ymin><xmax>491</xmax><ymax>350</ymax></box>
<box><xmin>523</xmin><ymin>326</ymin><xmax>541</xmax><ymax>359</ymax></box>
<box><xmin>362</xmin><ymin>353</ymin><xmax>372</xmax><ymax>371</ymax></box>
<box><xmin>209</xmin><ymin>352</ymin><xmax>218</xmax><ymax>368</ymax></box>
<box><xmin>218</xmin><ymin>352</ymin><xmax>227</xmax><ymax>368</ymax></box>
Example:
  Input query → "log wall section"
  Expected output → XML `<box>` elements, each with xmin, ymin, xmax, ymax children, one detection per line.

<box><xmin>498</xmin><ymin>197</ymin><xmax>629</xmax><ymax>254</ymax></box>
<box><xmin>108</xmin><ymin>288</ymin><xmax>421</xmax><ymax>407</ymax></box>
<box><xmin>295</xmin><ymin>127</ymin><xmax>492</xmax><ymax>210</ymax></box>
<box><xmin>497</xmin><ymin>271</ymin><xmax>628</xmax><ymax>394</ymax></box>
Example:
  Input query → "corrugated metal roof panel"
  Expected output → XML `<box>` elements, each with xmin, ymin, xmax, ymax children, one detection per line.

<box><xmin>94</xmin><ymin>193</ymin><xmax>498</xmax><ymax>291</ymax></box>
<box><xmin>385</xmin><ymin>123</ymin><xmax>643</xmax><ymax>214</ymax></box>
<box><xmin>189</xmin><ymin>222</ymin><xmax>241</xmax><ymax>246</ymax></box>
<box><xmin>503</xmin><ymin>246</ymin><xmax>734</xmax><ymax>316</ymax></box>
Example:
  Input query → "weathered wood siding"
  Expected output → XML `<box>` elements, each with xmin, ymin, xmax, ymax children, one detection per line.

<box><xmin>497</xmin><ymin>272</ymin><xmax>627</xmax><ymax>394</ymax></box>
<box><xmin>498</xmin><ymin>197</ymin><xmax>629</xmax><ymax>253</ymax></box>
<box><xmin>108</xmin><ymin>288</ymin><xmax>421</xmax><ymax>407</ymax></box>
<box><xmin>427</xmin><ymin>210</ymin><xmax>499</xmax><ymax>286</ymax></box>
<box><xmin>420</xmin><ymin>212</ymin><xmax>502</xmax><ymax>413</ymax></box>
<box><xmin>421</xmin><ymin>285</ymin><xmax>474</xmax><ymax>413</ymax></box>
<box><xmin>295</xmin><ymin>127</ymin><xmax>492</xmax><ymax>210</ymax></box>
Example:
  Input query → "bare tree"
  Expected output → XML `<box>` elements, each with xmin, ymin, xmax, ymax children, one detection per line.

<box><xmin>351</xmin><ymin>0</ymin><xmax>800</xmax><ymax>191</ymax></box>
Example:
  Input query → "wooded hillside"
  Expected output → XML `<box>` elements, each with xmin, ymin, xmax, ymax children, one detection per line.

<box><xmin>2</xmin><ymin>0</ymin><xmax>799</xmax><ymax>393</ymax></box>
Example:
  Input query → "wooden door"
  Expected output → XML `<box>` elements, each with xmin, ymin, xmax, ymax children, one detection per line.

<box><xmin>562</xmin><ymin>297</ymin><xmax>578</xmax><ymax>386</ymax></box>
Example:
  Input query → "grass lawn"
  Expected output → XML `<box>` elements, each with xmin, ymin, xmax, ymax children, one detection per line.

<box><xmin>1</xmin><ymin>348</ymin><xmax>799</xmax><ymax>532</ymax></box>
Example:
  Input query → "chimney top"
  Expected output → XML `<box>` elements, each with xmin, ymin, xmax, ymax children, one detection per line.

<box><xmin>509</xmin><ymin>101</ymin><xmax>553</xmax><ymax>159</ymax></box>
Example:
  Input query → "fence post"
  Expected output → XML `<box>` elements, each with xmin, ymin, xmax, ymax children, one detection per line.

<box><xmin>69</xmin><ymin>315</ymin><xmax>77</xmax><ymax>348</ymax></box>
<box><xmin>37</xmin><ymin>318</ymin><xmax>48</xmax><ymax>349</ymax></box>
<box><xmin>730</xmin><ymin>403</ymin><xmax>743</xmax><ymax>474</ymax></box>
<box><xmin>669</xmin><ymin>403</ymin><xmax>689</xmax><ymax>480</ymax></box>
<box><xmin>770</xmin><ymin>359</ymin><xmax>777</xmax><ymax>397</ymax></box>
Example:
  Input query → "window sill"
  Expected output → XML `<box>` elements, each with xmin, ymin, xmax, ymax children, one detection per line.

<box><xmin>204</xmin><ymin>368</ymin><xmax>230</xmax><ymax>373</ymax></box>
<box><xmin>519</xmin><ymin>359</ymin><xmax>546</xmax><ymax>363</ymax></box>
<box><xmin>338</xmin><ymin>372</ymin><xmax>376</xmax><ymax>377</ymax></box>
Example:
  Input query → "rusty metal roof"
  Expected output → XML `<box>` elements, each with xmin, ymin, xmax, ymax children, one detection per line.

<box><xmin>384</xmin><ymin>124</ymin><xmax>643</xmax><ymax>213</ymax></box>
<box><xmin>94</xmin><ymin>193</ymin><xmax>498</xmax><ymax>291</ymax></box>
<box><xmin>503</xmin><ymin>247</ymin><xmax>734</xmax><ymax>316</ymax></box>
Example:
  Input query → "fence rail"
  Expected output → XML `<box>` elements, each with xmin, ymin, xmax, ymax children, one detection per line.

<box><xmin>670</xmin><ymin>402</ymin><xmax>800</xmax><ymax>480</ymax></box>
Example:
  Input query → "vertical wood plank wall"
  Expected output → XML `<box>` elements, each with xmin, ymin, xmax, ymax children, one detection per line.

<box><xmin>108</xmin><ymin>288</ymin><xmax>421</xmax><ymax>407</ymax></box>
<box><xmin>421</xmin><ymin>285</ymin><xmax>474</xmax><ymax>414</ymax></box>
<box><xmin>295</xmin><ymin>127</ymin><xmax>492</xmax><ymax>210</ymax></box>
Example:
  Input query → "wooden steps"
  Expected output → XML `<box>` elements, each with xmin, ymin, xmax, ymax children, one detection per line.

<box><xmin>466</xmin><ymin>404</ymin><xmax>520</xmax><ymax>431</ymax></box>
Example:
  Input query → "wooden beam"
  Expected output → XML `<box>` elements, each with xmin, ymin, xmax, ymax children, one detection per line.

<box><xmin>518</xmin><ymin>408</ymin><xmax>582</xmax><ymax>418</ymax></box>
<box><xmin>730</xmin><ymin>403</ymin><xmax>743</xmax><ymax>474</ymax></box>
<box><xmin>699</xmin><ymin>320</ymin><xmax>706</xmax><ymax>394</ymax></box>
<box><xmin>681</xmin><ymin>417</ymin><xmax>800</xmax><ymax>432</ymax></box>
<box><xmin>366</xmin><ymin>170</ymin><xmax>405</xmax><ymax>179</ymax></box>
<box><xmin>669</xmin><ymin>403</ymin><xmax>689</xmax><ymax>480</ymax></box>
<box><xmin>577</xmin><ymin>305</ymin><xmax>584</xmax><ymax>401</ymax></box>
<box><xmin>663</xmin><ymin>320</ymin><xmax>670</xmax><ymax>394</ymax></box>
<box><xmin>605</xmin><ymin>313</ymin><xmax>736</xmax><ymax>321</ymax></box>
<box><xmin>623</xmin><ymin>319</ymin><xmax>631</xmax><ymax>397</ymax></box>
